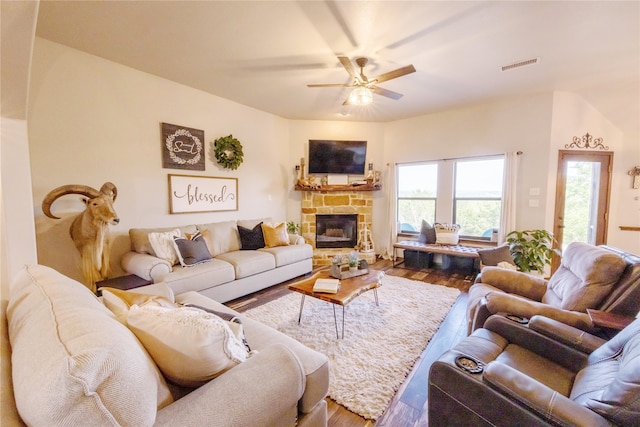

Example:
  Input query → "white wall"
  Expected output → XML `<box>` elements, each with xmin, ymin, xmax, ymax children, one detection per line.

<box><xmin>1</xmin><ymin>1</ymin><xmax>39</xmax><ymax>298</ymax></box>
<box><xmin>29</xmin><ymin>39</ymin><xmax>289</xmax><ymax>282</ymax></box>
<box><xmin>26</xmin><ymin>40</ymin><xmax>639</xmax><ymax>282</ymax></box>
<box><xmin>287</xmin><ymin>120</ymin><xmax>386</xmax><ymax>249</ymax></box>
<box><xmin>548</xmin><ymin>92</ymin><xmax>640</xmax><ymax>253</ymax></box>
<box><xmin>385</xmin><ymin>94</ymin><xmax>554</xmax><ymax>231</ymax></box>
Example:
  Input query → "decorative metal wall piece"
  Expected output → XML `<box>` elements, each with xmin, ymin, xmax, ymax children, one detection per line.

<box><xmin>565</xmin><ymin>132</ymin><xmax>608</xmax><ymax>150</ymax></box>
<box><xmin>628</xmin><ymin>166</ymin><xmax>640</xmax><ymax>189</ymax></box>
<box><xmin>161</xmin><ymin>123</ymin><xmax>205</xmax><ymax>170</ymax></box>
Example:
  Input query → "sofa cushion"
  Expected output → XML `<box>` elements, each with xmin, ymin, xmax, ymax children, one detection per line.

<box><xmin>130</xmin><ymin>225</ymin><xmax>197</xmax><ymax>256</ymax></box>
<box><xmin>262</xmin><ymin>222</ymin><xmax>290</xmax><ymax>248</ymax></box>
<box><xmin>174</xmin><ymin>291</ymin><xmax>330</xmax><ymax>414</ymax></box>
<box><xmin>127</xmin><ymin>305</ymin><xmax>249</xmax><ymax>388</ymax></box>
<box><xmin>237</xmin><ymin>217</ymin><xmax>272</xmax><ymax>230</ymax></box>
<box><xmin>478</xmin><ymin>244</ymin><xmax>515</xmax><ymax>267</ymax></box>
<box><xmin>160</xmin><ymin>259</ymin><xmax>236</xmax><ymax>295</ymax></box>
<box><xmin>7</xmin><ymin>265</ymin><xmax>173</xmax><ymax>426</ymax></box>
<box><xmin>418</xmin><ymin>220</ymin><xmax>436</xmax><ymax>244</ymax></box>
<box><xmin>259</xmin><ymin>244</ymin><xmax>314</xmax><ymax>268</ymax></box>
<box><xmin>101</xmin><ymin>284</ymin><xmax>177</xmax><ymax>324</ymax></box>
<box><xmin>216</xmin><ymin>250</ymin><xmax>276</xmax><ymax>279</ymax></box>
<box><xmin>544</xmin><ymin>242</ymin><xmax>626</xmax><ymax>311</ymax></box>
<box><xmin>149</xmin><ymin>229</ymin><xmax>182</xmax><ymax>265</ymax></box>
<box><xmin>238</xmin><ymin>222</ymin><xmax>266</xmax><ymax>250</ymax></box>
<box><xmin>197</xmin><ymin>220</ymin><xmax>241</xmax><ymax>256</ymax></box>
<box><xmin>173</xmin><ymin>232</ymin><xmax>212</xmax><ymax>267</ymax></box>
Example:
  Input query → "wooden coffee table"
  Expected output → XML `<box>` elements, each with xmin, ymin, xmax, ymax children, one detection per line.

<box><xmin>288</xmin><ymin>268</ymin><xmax>384</xmax><ymax>339</ymax></box>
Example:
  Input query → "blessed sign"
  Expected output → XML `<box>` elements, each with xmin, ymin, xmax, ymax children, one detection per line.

<box><xmin>168</xmin><ymin>174</ymin><xmax>238</xmax><ymax>213</ymax></box>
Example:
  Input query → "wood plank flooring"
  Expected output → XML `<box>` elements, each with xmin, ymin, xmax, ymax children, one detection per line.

<box><xmin>225</xmin><ymin>259</ymin><xmax>474</xmax><ymax>427</ymax></box>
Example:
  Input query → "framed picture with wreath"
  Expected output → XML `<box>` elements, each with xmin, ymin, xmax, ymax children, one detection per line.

<box><xmin>161</xmin><ymin>122</ymin><xmax>205</xmax><ymax>171</ymax></box>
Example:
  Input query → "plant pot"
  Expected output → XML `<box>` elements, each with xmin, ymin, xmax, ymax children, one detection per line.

<box><xmin>349</xmin><ymin>266</ymin><xmax>358</xmax><ymax>272</ymax></box>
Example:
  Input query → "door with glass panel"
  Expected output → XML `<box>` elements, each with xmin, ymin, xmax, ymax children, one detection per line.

<box><xmin>553</xmin><ymin>150</ymin><xmax>612</xmax><ymax>268</ymax></box>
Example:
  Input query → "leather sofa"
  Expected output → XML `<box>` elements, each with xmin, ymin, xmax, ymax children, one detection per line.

<box><xmin>429</xmin><ymin>314</ymin><xmax>640</xmax><ymax>426</ymax></box>
<box><xmin>121</xmin><ymin>218</ymin><xmax>313</xmax><ymax>303</ymax></box>
<box><xmin>467</xmin><ymin>242</ymin><xmax>640</xmax><ymax>335</ymax></box>
<box><xmin>3</xmin><ymin>264</ymin><xmax>329</xmax><ymax>426</ymax></box>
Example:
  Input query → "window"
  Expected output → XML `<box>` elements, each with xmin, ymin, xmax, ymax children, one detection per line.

<box><xmin>396</xmin><ymin>156</ymin><xmax>505</xmax><ymax>239</ymax></box>
<box><xmin>397</xmin><ymin>163</ymin><xmax>437</xmax><ymax>233</ymax></box>
<box><xmin>454</xmin><ymin>158</ymin><xmax>504</xmax><ymax>238</ymax></box>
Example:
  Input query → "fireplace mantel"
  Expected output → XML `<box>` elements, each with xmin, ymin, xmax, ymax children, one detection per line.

<box><xmin>294</xmin><ymin>183</ymin><xmax>381</xmax><ymax>192</ymax></box>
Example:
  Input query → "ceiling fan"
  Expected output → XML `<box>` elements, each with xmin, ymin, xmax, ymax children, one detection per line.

<box><xmin>308</xmin><ymin>56</ymin><xmax>416</xmax><ymax>106</ymax></box>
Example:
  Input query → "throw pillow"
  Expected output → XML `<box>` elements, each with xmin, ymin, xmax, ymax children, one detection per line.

<box><xmin>261</xmin><ymin>222</ymin><xmax>290</xmax><ymax>248</ymax></box>
<box><xmin>434</xmin><ymin>223</ymin><xmax>460</xmax><ymax>245</ymax></box>
<box><xmin>173</xmin><ymin>231</ymin><xmax>212</xmax><ymax>267</ymax></box>
<box><xmin>478</xmin><ymin>244</ymin><xmax>516</xmax><ymax>267</ymax></box>
<box><xmin>101</xmin><ymin>286</ymin><xmax>178</xmax><ymax>324</ymax></box>
<box><xmin>148</xmin><ymin>229</ymin><xmax>182</xmax><ymax>265</ymax></box>
<box><xmin>238</xmin><ymin>222</ymin><xmax>266</xmax><ymax>250</ymax></box>
<box><xmin>7</xmin><ymin>265</ymin><xmax>173</xmax><ymax>426</ymax></box>
<box><xmin>418</xmin><ymin>220</ymin><xmax>437</xmax><ymax>244</ymax></box>
<box><xmin>198</xmin><ymin>228</ymin><xmax>215</xmax><ymax>257</ymax></box>
<box><xmin>127</xmin><ymin>305</ymin><xmax>250</xmax><ymax>387</ymax></box>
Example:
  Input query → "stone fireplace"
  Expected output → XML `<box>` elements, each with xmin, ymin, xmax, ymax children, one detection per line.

<box><xmin>299</xmin><ymin>190</ymin><xmax>374</xmax><ymax>266</ymax></box>
<box><xmin>315</xmin><ymin>214</ymin><xmax>358</xmax><ymax>248</ymax></box>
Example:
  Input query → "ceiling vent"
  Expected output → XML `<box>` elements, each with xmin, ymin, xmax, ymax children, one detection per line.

<box><xmin>501</xmin><ymin>57</ymin><xmax>539</xmax><ymax>72</ymax></box>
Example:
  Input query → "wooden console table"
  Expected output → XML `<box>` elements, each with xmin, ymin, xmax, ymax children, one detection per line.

<box><xmin>95</xmin><ymin>274</ymin><xmax>152</xmax><ymax>296</ymax></box>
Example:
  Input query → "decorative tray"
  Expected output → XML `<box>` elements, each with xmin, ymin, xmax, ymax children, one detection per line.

<box><xmin>329</xmin><ymin>260</ymin><xmax>369</xmax><ymax>279</ymax></box>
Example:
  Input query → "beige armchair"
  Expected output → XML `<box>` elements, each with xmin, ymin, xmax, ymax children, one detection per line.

<box><xmin>467</xmin><ymin>242</ymin><xmax>640</xmax><ymax>335</ymax></box>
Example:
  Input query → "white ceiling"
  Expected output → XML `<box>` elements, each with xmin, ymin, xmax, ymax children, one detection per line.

<box><xmin>35</xmin><ymin>1</ymin><xmax>639</xmax><ymax>127</ymax></box>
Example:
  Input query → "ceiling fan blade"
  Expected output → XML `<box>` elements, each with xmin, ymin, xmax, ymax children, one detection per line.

<box><xmin>307</xmin><ymin>83</ymin><xmax>351</xmax><ymax>88</ymax></box>
<box><xmin>338</xmin><ymin>56</ymin><xmax>359</xmax><ymax>80</ymax></box>
<box><xmin>373</xmin><ymin>64</ymin><xmax>416</xmax><ymax>84</ymax></box>
<box><xmin>371</xmin><ymin>86</ymin><xmax>404</xmax><ymax>100</ymax></box>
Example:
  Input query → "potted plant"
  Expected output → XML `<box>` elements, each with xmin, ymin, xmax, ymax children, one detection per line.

<box><xmin>348</xmin><ymin>251</ymin><xmax>360</xmax><ymax>271</ymax></box>
<box><xmin>506</xmin><ymin>229</ymin><xmax>561</xmax><ymax>274</ymax></box>
<box><xmin>286</xmin><ymin>221</ymin><xmax>300</xmax><ymax>235</ymax></box>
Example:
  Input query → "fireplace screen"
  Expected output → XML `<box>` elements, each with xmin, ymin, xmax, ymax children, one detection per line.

<box><xmin>315</xmin><ymin>214</ymin><xmax>358</xmax><ymax>248</ymax></box>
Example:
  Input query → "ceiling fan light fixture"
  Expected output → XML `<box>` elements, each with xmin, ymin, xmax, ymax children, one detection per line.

<box><xmin>349</xmin><ymin>86</ymin><xmax>373</xmax><ymax>105</ymax></box>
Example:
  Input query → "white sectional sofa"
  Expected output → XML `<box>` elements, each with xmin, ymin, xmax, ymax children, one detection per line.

<box><xmin>121</xmin><ymin>218</ymin><xmax>313</xmax><ymax>302</ymax></box>
<box><xmin>3</xmin><ymin>264</ymin><xmax>329</xmax><ymax>426</ymax></box>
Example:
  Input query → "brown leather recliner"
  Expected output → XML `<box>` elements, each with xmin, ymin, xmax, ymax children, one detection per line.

<box><xmin>467</xmin><ymin>242</ymin><xmax>640</xmax><ymax>335</ymax></box>
<box><xmin>428</xmin><ymin>314</ymin><xmax>640</xmax><ymax>426</ymax></box>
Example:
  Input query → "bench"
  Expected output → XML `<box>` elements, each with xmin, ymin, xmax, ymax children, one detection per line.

<box><xmin>393</xmin><ymin>240</ymin><xmax>480</xmax><ymax>273</ymax></box>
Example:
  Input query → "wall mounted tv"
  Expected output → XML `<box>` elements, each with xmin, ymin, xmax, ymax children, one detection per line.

<box><xmin>308</xmin><ymin>140</ymin><xmax>367</xmax><ymax>175</ymax></box>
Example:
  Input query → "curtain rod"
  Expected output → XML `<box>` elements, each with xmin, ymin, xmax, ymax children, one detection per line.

<box><xmin>394</xmin><ymin>151</ymin><xmax>522</xmax><ymax>166</ymax></box>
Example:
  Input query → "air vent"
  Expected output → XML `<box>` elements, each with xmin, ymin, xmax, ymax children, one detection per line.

<box><xmin>501</xmin><ymin>57</ymin><xmax>539</xmax><ymax>72</ymax></box>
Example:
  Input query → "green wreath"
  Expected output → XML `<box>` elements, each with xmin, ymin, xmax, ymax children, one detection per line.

<box><xmin>212</xmin><ymin>135</ymin><xmax>244</xmax><ymax>170</ymax></box>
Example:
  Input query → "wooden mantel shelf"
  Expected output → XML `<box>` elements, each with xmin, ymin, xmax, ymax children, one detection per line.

<box><xmin>619</xmin><ymin>226</ymin><xmax>640</xmax><ymax>232</ymax></box>
<box><xmin>294</xmin><ymin>183</ymin><xmax>382</xmax><ymax>192</ymax></box>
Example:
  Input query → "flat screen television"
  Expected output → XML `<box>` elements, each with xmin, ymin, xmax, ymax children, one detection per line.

<box><xmin>308</xmin><ymin>140</ymin><xmax>367</xmax><ymax>175</ymax></box>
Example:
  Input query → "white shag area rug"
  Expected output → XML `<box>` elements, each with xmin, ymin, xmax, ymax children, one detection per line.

<box><xmin>243</xmin><ymin>274</ymin><xmax>460</xmax><ymax>420</ymax></box>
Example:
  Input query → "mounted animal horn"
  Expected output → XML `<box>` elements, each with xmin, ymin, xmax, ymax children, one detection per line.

<box><xmin>99</xmin><ymin>182</ymin><xmax>118</xmax><ymax>201</ymax></box>
<box><xmin>42</xmin><ymin>184</ymin><xmax>102</xmax><ymax>219</ymax></box>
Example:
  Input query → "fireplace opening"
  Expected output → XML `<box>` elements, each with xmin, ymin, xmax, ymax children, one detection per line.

<box><xmin>315</xmin><ymin>214</ymin><xmax>358</xmax><ymax>249</ymax></box>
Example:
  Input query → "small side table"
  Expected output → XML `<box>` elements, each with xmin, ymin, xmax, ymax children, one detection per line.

<box><xmin>95</xmin><ymin>274</ymin><xmax>152</xmax><ymax>296</ymax></box>
<box><xmin>587</xmin><ymin>309</ymin><xmax>635</xmax><ymax>331</ymax></box>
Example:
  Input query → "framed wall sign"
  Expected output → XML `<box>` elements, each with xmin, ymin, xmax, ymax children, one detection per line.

<box><xmin>161</xmin><ymin>122</ymin><xmax>205</xmax><ymax>170</ymax></box>
<box><xmin>168</xmin><ymin>174</ymin><xmax>238</xmax><ymax>214</ymax></box>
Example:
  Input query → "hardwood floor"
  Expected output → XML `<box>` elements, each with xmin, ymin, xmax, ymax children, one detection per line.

<box><xmin>225</xmin><ymin>259</ymin><xmax>474</xmax><ymax>427</ymax></box>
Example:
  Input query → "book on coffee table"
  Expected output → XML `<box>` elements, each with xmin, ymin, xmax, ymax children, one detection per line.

<box><xmin>313</xmin><ymin>278</ymin><xmax>340</xmax><ymax>293</ymax></box>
